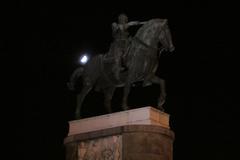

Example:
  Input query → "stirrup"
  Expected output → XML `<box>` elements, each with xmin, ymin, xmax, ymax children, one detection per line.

<box><xmin>143</xmin><ymin>81</ymin><xmax>152</xmax><ymax>87</ymax></box>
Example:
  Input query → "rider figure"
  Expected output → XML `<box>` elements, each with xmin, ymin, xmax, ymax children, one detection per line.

<box><xmin>108</xmin><ymin>13</ymin><xmax>146</xmax><ymax>80</ymax></box>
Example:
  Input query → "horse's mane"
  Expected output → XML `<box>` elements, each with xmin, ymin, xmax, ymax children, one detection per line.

<box><xmin>135</xmin><ymin>19</ymin><xmax>166</xmax><ymax>38</ymax></box>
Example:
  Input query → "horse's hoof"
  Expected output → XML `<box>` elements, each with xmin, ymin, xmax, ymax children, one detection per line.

<box><xmin>75</xmin><ymin>116</ymin><xmax>81</xmax><ymax>120</ymax></box>
<box><xmin>75</xmin><ymin>113</ymin><xmax>81</xmax><ymax>119</ymax></box>
<box><xmin>122</xmin><ymin>106</ymin><xmax>129</xmax><ymax>111</ymax></box>
<box><xmin>157</xmin><ymin>106</ymin><xmax>165</xmax><ymax>112</ymax></box>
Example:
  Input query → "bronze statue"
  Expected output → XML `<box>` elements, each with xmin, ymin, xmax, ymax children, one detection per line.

<box><xmin>68</xmin><ymin>19</ymin><xmax>175</xmax><ymax>119</ymax></box>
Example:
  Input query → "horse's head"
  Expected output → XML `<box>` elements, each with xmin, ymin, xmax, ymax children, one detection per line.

<box><xmin>158</xmin><ymin>19</ymin><xmax>175</xmax><ymax>52</ymax></box>
<box><xmin>134</xmin><ymin>19</ymin><xmax>175</xmax><ymax>53</ymax></box>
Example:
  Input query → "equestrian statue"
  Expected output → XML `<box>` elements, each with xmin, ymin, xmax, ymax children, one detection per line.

<box><xmin>67</xmin><ymin>14</ymin><xmax>175</xmax><ymax>119</ymax></box>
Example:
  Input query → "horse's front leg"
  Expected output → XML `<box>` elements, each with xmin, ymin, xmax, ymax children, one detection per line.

<box><xmin>150</xmin><ymin>76</ymin><xmax>166</xmax><ymax>111</ymax></box>
<box><xmin>122</xmin><ymin>82</ymin><xmax>131</xmax><ymax>110</ymax></box>
<box><xmin>103</xmin><ymin>87</ymin><xmax>116</xmax><ymax>113</ymax></box>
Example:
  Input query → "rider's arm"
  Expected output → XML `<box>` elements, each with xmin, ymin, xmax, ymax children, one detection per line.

<box><xmin>139</xmin><ymin>21</ymin><xmax>147</xmax><ymax>25</ymax></box>
<box><xmin>128</xmin><ymin>21</ymin><xmax>147</xmax><ymax>26</ymax></box>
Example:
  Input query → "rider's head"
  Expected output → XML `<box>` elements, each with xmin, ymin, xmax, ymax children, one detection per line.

<box><xmin>118</xmin><ymin>13</ymin><xmax>128</xmax><ymax>24</ymax></box>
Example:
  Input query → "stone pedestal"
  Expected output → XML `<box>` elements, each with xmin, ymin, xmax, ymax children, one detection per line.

<box><xmin>64</xmin><ymin>106</ymin><xmax>174</xmax><ymax>160</ymax></box>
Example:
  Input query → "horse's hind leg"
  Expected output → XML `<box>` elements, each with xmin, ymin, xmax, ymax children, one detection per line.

<box><xmin>122</xmin><ymin>82</ymin><xmax>131</xmax><ymax>110</ymax></box>
<box><xmin>150</xmin><ymin>76</ymin><xmax>166</xmax><ymax>111</ymax></box>
<box><xmin>75</xmin><ymin>85</ymin><xmax>92</xmax><ymax>119</ymax></box>
<box><xmin>103</xmin><ymin>87</ymin><xmax>116</xmax><ymax>113</ymax></box>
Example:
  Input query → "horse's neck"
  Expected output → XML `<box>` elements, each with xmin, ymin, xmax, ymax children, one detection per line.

<box><xmin>135</xmin><ymin>22</ymin><xmax>160</xmax><ymax>47</ymax></box>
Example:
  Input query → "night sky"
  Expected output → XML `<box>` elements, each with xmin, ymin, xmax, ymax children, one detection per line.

<box><xmin>24</xmin><ymin>1</ymin><xmax>238</xmax><ymax>160</ymax></box>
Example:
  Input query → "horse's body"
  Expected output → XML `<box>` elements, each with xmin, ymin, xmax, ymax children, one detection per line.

<box><xmin>68</xmin><ymin>19</ymin><xmax>174</xmax><ymax>119</ymax></box>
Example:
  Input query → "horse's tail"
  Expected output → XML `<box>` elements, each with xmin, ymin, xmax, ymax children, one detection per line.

<box><xmin>67</xmin><ymin>67</ymin><xmax>84</xmax><ymax>91</ymax></box>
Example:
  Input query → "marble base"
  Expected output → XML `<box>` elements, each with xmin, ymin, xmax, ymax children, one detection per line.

<box><xmin>64</xmin><ymin>107</ymin><xmax>174</xmax><ymax>160</ymax></box>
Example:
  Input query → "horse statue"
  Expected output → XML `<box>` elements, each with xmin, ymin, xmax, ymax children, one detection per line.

<box><xmin>68</xmin><ymin>19</ymin><xmax>175</xmax><ymax>119</ymax></box>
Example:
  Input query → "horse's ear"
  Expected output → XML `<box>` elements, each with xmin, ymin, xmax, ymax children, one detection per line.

<box><xmin>162</xmin><ymin>19</ymin><xmax>168</xmax><ymax>25</ymax></box>
<box><xmin>159</xmin><ymin>19</ymin><xmax>168</xmax><ymax>28</ymax></box>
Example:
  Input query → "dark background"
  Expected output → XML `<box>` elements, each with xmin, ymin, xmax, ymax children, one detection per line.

<box><xmin>23</xmin><ymin>1</ymin><xmax>238</xmax><ymax>160</ymax></box>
